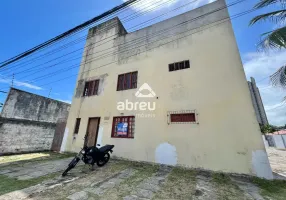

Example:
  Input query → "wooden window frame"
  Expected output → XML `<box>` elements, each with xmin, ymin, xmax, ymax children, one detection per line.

<box><xmin>74</xmin><ymin>118</ymin><xmax>81</xmax><ymax>134</ymax></box>
<box><xmin>83</xmin><ymin>79</ymin><xmax>100</xmax><ymax>97</ymax></box>
<box><xmin>111</xmin><ymin>116</ymin><xmax>135</xmax><ymax>139</ymax></box>
<box><xmin>117</xmin><ymin>71</ymin><xmax>138</xmax><ymax>91</ymax></box>
<box><xmin>169</xmin><ymin>60</ymin><xmax>190</xmax><ymax>72</ymax></box>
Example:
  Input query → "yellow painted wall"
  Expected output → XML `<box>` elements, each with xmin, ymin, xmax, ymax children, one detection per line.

<box><xmin>62</xmin><ymin>0</ymin><xmax>272</xmax><ymax>179</ymax></box>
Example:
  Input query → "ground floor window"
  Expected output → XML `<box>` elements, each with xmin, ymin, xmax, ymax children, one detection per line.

<box><xmin>111</xmin><ymin>116</ymin><xmax>135</xmax><ymax>138</ymax></box>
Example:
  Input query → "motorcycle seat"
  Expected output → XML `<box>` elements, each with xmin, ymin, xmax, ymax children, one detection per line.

<box><xmin>99</xmin><ymin>145</ymin><xmax>114</xmax><ymax>152</ymax></box>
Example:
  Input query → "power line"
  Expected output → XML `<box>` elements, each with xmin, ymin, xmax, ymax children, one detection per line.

<box><xmin>0</xmin><ymin>0</ymin><xmax>142</xmax><ymax>68</ymax></box>
<box><xmin>32</xmin><ymin>7</ymin><xmax>257</xmax><ymax>88</ymax></box>
<box><xmin>0</xmin><ymin>0</ymin><xmax>174</xmax><ymax>72</ymax></box>
<box><xmin>0</xmin><ymin>0</ymin><xmax>251</xmax><ymax>91</ymax></box>
<box><xmin>0</xmin><ymin>0</ymin><xmax>249</xmax><ymax>92</ymax></box>
<box><xmin>5</xmin><ymin>0</ymin><xmax>245</xmax><ymax>81</ymax></box>
<box><xmin>0</xmin><ymin>0</ymin><xmax>187</xmax><ymax>75</ymax></box>
<box><xmin>266</xmin><ymin>103</ymin><xmax>286</xmax><ymax>112</ymax></box>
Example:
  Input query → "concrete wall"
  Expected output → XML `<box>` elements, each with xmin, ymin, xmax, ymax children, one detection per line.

<box><xmin>0</xmin><ymin>88</ymin><xmax>71</xmax><ymax>154</ymax></box>
<box><xmin>0</xmin><ymin>118</ymin><xmax>56</xmax><ymax>154</ymax></box>
<box><xmin>63</xmin><ymin>0</ymin><xmax>272</xmax><ymax>179</ymax></box>
<box><xmin>1</xmin><ymin>88</ymin><xmax>70</xmax><ymax>123</ymax></box>
<box><xmin>265</xmin><ymin>134</ymin><xmax>286</xmax><ymax>149</ymax></box>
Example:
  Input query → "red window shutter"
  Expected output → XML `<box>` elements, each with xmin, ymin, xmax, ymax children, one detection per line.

<box><xmin>93</xmin><ymin>80</ymin><xmax>99</xmax><ymax>95</ymax></box>
<box><xmin>131</xmin><ymin>72</ymin><xmax>138</xmax><ymax>89</ymax></box>
<box><xmin>117</xmin><ymin>75</ymin><xmax>124</xmax><ymax>91</ymax></box>
<box><xmin>88</xmin><ymin>81</ymin><xmax>95</xmax><ymax>96</ymax></box>
<box><xmin>170</xmin><ymin>113</ymin><xmax>196</xmax><ymax>123</ymax></box>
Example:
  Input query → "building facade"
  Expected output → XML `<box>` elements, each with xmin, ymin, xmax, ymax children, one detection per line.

<box><xmin>0</xmin><ymin>88</ymin><xmax>70</xmax><ymax>154</ymax></box>
<box><xmin>62</xmin><ymin>0</ymin><xmax>272</xmax><ymax>179</ymax></box>
<box><xmin>248</xmin><ymin>77</ymin><xmax>269</xmax><ymax>126</ymax></box>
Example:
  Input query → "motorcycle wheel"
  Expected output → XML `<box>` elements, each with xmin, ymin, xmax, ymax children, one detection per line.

<box><xmin>62</xmin><ymin>157</ymin><xmax>79</xmax><ymax>176</ymax></box>
<box><xmin>97</xmin><ymin>153</ymin><xmax>110</xmax><ymax>167</ymax></box>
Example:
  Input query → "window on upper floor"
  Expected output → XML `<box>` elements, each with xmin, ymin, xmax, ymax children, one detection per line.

<box><xmin>169</xmin><ymin>60</ymin><xmax>190</xmax><ymax>72</ymax></box>
<box><xmin>117</xmin><ymin>71</ymin><xmax>138</xmax><ymax>91</ymax></box>
<box><xmin>83</xmin><ymin>79</ymin><xmax>100</xmax><ymax>97</ymax></box>
<box><xmin>111</xmin><ymin>116</ymin><xmax>135</xmax><ymax>138</ymax></box>
<box><xmin>74</xmin><ymin>118</ymin><xmax>81</xmax><ymax>134</ymax></box>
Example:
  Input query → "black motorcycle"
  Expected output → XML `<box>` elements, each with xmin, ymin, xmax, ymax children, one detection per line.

<box><xmin>62</xmin><ymin>141</ymin><xmax>114</xmax><ymax>176</ymax></box>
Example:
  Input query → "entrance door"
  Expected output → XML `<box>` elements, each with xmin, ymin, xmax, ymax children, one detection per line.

<box><xmin>86</xmin><ymin>118</ymin><xmax>100</xmax><ymax>147</ymax></box>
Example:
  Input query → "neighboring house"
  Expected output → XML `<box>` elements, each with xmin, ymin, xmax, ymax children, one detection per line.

<box><xmin>272</xmin><ymin>130</ymin><xmax>286</xmax><ymax>135</ymax></box>
<box><xmin>62</xmin><ymin>0</ymin><xmax>272</xmax><ymax>179</ymax></box>
<box><xmin>0</xmin><ymin>88</ymin><xmax>70</xmax><ymax>154</ymax></box>
<box><xmin>248</xmin><ymin>77</ymin><xmax>269</xmax><ymax>126</ymax></box>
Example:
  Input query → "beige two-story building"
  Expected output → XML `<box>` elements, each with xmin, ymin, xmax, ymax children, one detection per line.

<box><xmin>62</xmin><ymin>0</ymin><xmax>273</xmax><ymax>179</ymax></box>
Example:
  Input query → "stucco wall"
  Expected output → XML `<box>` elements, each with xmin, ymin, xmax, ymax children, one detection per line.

<box><xmin>0</xmin><ymin>118</ymin><xmax>56</xmax><ymax>154</ymax></box>
<box><xmin>63</xmin><ymin>0</ymin><xmax>272</xmax><ymax>179</ymax></box>
<box><xmin>1</xmin><ymin>88</ymin><xmax>70</xmax><ymax>123</ymax></box>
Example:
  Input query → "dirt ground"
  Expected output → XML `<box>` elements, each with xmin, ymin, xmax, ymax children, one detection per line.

<box><xmin>267</xmin><ymin>148</ymin><xmax>286</xmax><ymax>178</ymax></box>
<box><xmin>0</xmin><ymin>149</ymin><xmax>286</xmax><ymax>200</ymax></box>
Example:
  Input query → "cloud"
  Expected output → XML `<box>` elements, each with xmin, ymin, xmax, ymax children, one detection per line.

<box><xmin>0</xmin><ymin>77</ymin><xmax>43</xmax><ymax>90</ymax></box>
<box><xmin>56</xmin><ymin>99</ymin><xmax>72</xmax><ymax>104</ymax></box>
<box><xmin>265</xmin><ymin>102</ymin><xmax>285</xmax><ymax>111</ymax></box>
<box><xmin>243</xmin><ymin>50</ymin><xmax>286</xmax><ymax>80</ymax></box>
<box><xmin>243</xmin><ymin>51</ymin><xmax>286</xmax><ymax>126</ymax></box>
<box><xmin>123</xmin><ymin>0</ymin><xmax>215</xmax><ymax>12</ymax></box>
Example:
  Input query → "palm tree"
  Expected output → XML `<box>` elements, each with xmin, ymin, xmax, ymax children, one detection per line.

<box><xmin>250</xmin><ymin>0</ymin><xmax>286</xmax><ymax>89</ymax></box>
<box><xmin>250</xmin><ymin>0</ymin><xmax>286</xmax><ymax>49</ymax></box>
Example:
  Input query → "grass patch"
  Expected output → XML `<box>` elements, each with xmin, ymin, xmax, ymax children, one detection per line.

<box><xmin>211</xmin><ymin>172</ymin><xmax>247</xmax><ymax>200</ymax></box>
<box><xmin>154</xmin><ymin>167</ymin><xmax>196</xmax><ymax>199</ymax></box>
<box><xmin>252</xmin><ymin>177</ymin><xmax>286</xmax><ymax>200</ymax></box>
<box><xmin>0</xmin><ymin>172</ymin><xmax>61</xmax><ymax>195</ymax></box>
<box><xmin>212</xmin><ymin>173</ymin><xmax>231</xmax><ymax>184</ymax></box>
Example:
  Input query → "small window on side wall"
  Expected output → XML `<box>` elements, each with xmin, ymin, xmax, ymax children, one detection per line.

<box><xmin>111</xmin><ymin>116</ymin><xmax>135</xmax><ymax>138</ymax></box>
<box><xmin>169</xmin><ymin>60</ymin><xmax>190</xmax><ymax>72</ymax></box>
<box><xmin>83</xmin><ymin>79</ymin><xmax>99</xmax><ymax>97</ymax></box>
<box><xmin>168</xmin><ymin>111</ymin><xmax>197</xmax><ymax>124</ymax></box>
<box><xmin>74</xmin><ymin>118</ymin><xmax>81</xmax><ymax>134</ymax></box>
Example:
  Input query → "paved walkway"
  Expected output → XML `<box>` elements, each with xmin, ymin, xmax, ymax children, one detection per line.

<box><xmin>0</xmin><ymin>157</ymin><xmax>74</xmax><ymax>180</ymax></box>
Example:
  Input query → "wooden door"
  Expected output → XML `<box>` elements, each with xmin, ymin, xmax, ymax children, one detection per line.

<box><xmin>86</xmin><ymin>118</ymin><xmax>100</xmax><ymax>147</ymax></box>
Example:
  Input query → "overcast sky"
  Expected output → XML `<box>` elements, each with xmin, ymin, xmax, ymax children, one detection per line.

<box><xmin>0</xmin><ymin>0</ymin><xmax>285</xmax><ymax>125</ymax></box>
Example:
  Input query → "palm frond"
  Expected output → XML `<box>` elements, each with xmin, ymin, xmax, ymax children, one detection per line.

<box><xmin>250</xmin><ymin>9</ymin><xmax>286</xmax><ymax>25</ymax></box>
<box><xmin>254</xmin><ymin>0</ymin><xmax>286</xmax><ymax>9</ymax></box>
<box><xmin>258</xmin><ymin>26</ymin><xmax>286</xmax><ymax>49</ymax></box>
<box><xmin>270</xmin><ymin>65</ymin><xmax>286</xmax><ymax>88</ymax></box>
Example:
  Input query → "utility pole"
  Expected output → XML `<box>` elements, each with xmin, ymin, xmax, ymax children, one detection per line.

<box><xmin>11</xmin><ymin>73</ymin><xmax>14</xmax><ymax>87</ymax></box>
<box><xmin>48</xmin><ymin>88</ymin><xmax>52</xmax><ymax>98</ymax></box>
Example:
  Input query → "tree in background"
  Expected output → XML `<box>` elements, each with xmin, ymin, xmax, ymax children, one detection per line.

<box><xmin>250</xmin><ymin>0</ymin><xmax>286</xmax><ymax>90</ymax></box>
<box><xmin>261</xmin><ymin>124</ymin><xmax>278</xmax><ymax>134</ymax></box>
